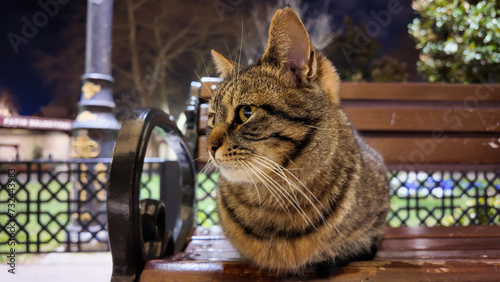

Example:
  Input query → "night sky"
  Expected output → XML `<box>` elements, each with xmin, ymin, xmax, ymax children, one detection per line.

<box><xmin>0</xmin><ymin>1</ymin><xmax>70</xmax><ymax>116</ymax></box>
<box><xmin>0</xmin><ymin>0</ymin><xmax>418</xmax><ymax>116</ymax></box>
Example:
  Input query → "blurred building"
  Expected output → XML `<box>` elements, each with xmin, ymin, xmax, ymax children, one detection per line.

<box><xmin>0</xmin><ymin>115</ymin><xmax>73</xmax><ymax>161</ymax></box>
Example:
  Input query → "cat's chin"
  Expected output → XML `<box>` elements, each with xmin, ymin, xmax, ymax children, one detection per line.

<box><xmin>219</xmin><ymin>166</ymin><xmax>255</xmax><ymax>184</ymax></box>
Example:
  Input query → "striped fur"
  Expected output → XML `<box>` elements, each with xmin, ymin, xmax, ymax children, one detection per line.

<box><xmin>206</xmin><ymin>7</ymin><xmax>389</xmax><ymax>273</ymax></box>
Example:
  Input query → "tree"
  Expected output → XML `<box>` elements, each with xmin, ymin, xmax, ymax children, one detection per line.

<box><xmin>31</xmin><ymin>1</ymin><xmax>86</xmax><ymax>119</ymax></box>
<box><xmin>324</xmin><ymin>17</ymin><xmax>382</xmax><ymax>81</ymax></box>
<box><xmin>371</xmin><ymin>55</ymin><xmax>409</xmax><ymax>82</ymax></box>
<box><xmin>114</xmin><ymin>0</ymin><xmax>218</xmax><ymax>113</ymax></box>
<box><xmin>32</xmin><ymin>0</ymin><xmax>246</xmax><ymax>120</ymax></box>
<box><xmin>33</xmin><ymin>1</ymin><xmax>365</xmax><ymax>119</ymax></box>
<box><xmin>0</xmin><ymin>88</ymin><xmax>19</xmax><ymax>117</ymax></box>
<box><xmin>245</xmin><ymin>0</ymin><xmax>339</xmax><ymax>65</ymax></box>
<box><xmin>408</xmin><ymin>0</ymin><xmax>500</xmax><ymax>83</ymax></box>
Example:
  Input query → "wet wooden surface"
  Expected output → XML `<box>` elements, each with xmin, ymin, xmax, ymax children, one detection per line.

<box><xmin>141</xmin><ymin>226</ymin><xmax>500</xmax><ymax>281</ymax></box>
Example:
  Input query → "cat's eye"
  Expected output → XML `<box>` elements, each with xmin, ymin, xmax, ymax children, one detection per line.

<box><xmin>207</xmin><ymin>113</ymin><xmax>215</xmax><ymax>127</ymax></box>
<box><xmin>238</xmin><ymin>105</ymin><xmax>256</xmax><ymax>123</ymax></box>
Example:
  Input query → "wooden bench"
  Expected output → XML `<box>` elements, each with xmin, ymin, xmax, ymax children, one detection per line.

<box><xmin>107</xmin><ymin>79</ymin><xmax>500</xmax><ymax>281</ymax></box>
<box><xmin>141</xmin><ymin>225</ymin><xmax>500</xmax><ymax>281</ymax></box>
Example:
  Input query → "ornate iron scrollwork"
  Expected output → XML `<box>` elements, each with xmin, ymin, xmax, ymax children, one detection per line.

<box><xmin>73</xmin><ymin>134</ymin><xmax>101</xmax><ymax>159</ymax></box>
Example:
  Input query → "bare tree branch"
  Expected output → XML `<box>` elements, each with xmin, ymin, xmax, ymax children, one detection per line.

<box><xmin>132</xmin><ymin>0</ymin><xmax>149</xmax><ymax>10</ymax></box>
<box><xmin>125</xmin><ymin>0</ymin><xmax>145</xmax><ymax>105</ymax></box>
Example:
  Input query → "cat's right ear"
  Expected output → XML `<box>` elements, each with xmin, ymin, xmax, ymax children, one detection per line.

<box><xmin>263</xmin><ymin>8</ymin><xmax>317</xmax><ymax>84</ymax></box>
<box><xmin>211</xmin><ymin>50</ymin><xmax>237</xmax><ymax>79</ymax></box>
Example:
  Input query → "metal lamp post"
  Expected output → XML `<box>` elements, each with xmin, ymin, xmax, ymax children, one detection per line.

<box><xmin>70</xmin><ymin>0</ymin><xmax>120</xmax><ymax>250</ymax></box>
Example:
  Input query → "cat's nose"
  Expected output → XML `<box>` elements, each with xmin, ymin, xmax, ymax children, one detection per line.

<box><xmin>207</xmin><ymin>141</ymin><xmax>221</xmax><ymax>156</ymax></box>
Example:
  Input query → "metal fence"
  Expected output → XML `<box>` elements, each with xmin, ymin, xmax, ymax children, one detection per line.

<box><xmin>0</xmin><ymin>159</ymin><xmax>167</xmax><ymax>255</ymax></box>
<box><xmin>196</xmin><ymin>169</ymin><xmax>500</xmax><ymax>227</ymax></box>
<box><xmin>387</xmin><ymin>169</ymin><xmax>500</xmax><ymax>226</ymax></box>
<box><xmin>1</xmin><ymin>160</ymin><xmax>499</xmax><ymax>254</ymax></box>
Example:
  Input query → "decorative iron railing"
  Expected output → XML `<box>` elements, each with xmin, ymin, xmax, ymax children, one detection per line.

<box><xmin>196</xmin><ymin>169</ymin><xmax>500</xmax><ymax>227</ymax></box>
<box><xmin>1</xmin><ymin>160</ymin><xmax>499</xmax><ymax>254</ymax></box>
<box><xmin>0</xmin><ymin>159</ymin><xmax>168</xmax><ymax>255</ymax></box>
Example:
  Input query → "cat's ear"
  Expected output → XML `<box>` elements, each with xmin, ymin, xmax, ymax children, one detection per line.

<box><xmin>211</xmin><ymin>50</ymin><xmax>233</xmax><ymax>79</ymax></box>
<box><xmin>211</xmin><ymin>50</ymin><xmax>243</xmax><ymax>79</ymax></box>
<box><xmin>263</xmin><ymin>7</ymin><xmax>317</xmax><ymax>82</ymax></box>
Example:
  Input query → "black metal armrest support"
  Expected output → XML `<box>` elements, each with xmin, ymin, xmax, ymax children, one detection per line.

<box><xmin>107</xmin><ymin>108</ymin><xmax>196</xmax><ymax>281</ymax></box>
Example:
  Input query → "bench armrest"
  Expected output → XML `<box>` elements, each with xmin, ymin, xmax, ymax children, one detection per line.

<box><xmin>107</xmin><ymin>108</ymin><xmax>196</xmax><ymax>281</ymax></box>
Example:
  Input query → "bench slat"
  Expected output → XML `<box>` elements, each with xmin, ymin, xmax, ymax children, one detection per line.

<box><xmin>343</xmin><ymin>106</ymin><xmax>500</xmax><ymax>132</ymax></box>
<box><xmin>340</xmin><ymin>83</ymin><xmax>500</xmax><ymax>102</ymax></box>
<box><xmin>200</xmin><ymin>81</ymin><xmax>500</xmax><ymax>102</ymax></box>
<box><xmin>141</xmin><ymin>226</ymin><xmax>500</xmax><ymax>281</ymax></box>
<box><xmin>366</xmin><ymin>137</ymin><xmax>500</xmax><ymax>165</ymax></box>
<box><xmin>198</xmin><ymin>104</ymin><xmax>500</xmax><ymax>133</ymax></box>
<box><xmin>196</xmin><ymin>135</ymin><xmax>500</xmax><ymax>167</ymax></box>
<box><xmin>381</xmin><ymin>237</ymin><xmax>500</xmax><ymax>251</ymax></box>
<box><xmin>377</xmin><ymin>249</ymin><xmax>500</xmax><ymax>259</ymax></box>
<box><xmin>141</xmin><ymin>258</ymin><xmax>500</xmax><ymax>280</ymax></box>
<box><xmin>385</xmin><ymin>226</ymin><xmax>500</xmax><ymax>239</ymax></box>
<box><xmin>142</xmin><ymin>259</ymin><xmax>500</xmax><ymax>281</ymax></box>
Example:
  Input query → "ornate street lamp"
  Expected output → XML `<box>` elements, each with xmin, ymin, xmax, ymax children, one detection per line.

<box><xmin>70</xmin><ymin>0</ymin><xmax>120</xmax><ymax>250</ymax></box>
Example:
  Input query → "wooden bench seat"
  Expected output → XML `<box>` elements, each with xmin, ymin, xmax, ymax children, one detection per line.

<box><xmin>141</xmin><ymin>225</ymin><xmax>500</xmax><ymax>281</ymax></box>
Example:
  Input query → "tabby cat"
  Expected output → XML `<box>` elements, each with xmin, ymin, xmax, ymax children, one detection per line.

<box><xmin>206</xmin><ymin>7</ymin><xmax>389</xmax><ymax>273</ymax></box>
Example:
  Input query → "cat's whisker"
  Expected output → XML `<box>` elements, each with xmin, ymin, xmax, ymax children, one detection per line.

<box><xmin>193</xmin><ymin>69</ymin><xmax>213</xmax><ymax>96</ymax></box>
<box><xmin>238</xmin><ymin>17</ymin><xmax>244</xmax><ymax>72</ymax></box>
<box><xmin>224</xmin><ymin>41</ymin><xmax>234</xmax><ymax>66</ymax></box>
<box><xmin>193</xmin><ymin>155</ymin><xmax>209</xmax><ymax>162</ymax></box>
<box><xmin>254</xmin><ymin>155</ymin><xmax>327</xmax><ymax>213</ymax></box>
<box><xmin>201</xmin><ymin>56</ymin><xmax>211</xmax><ymax>80</ymax></box>
<box><xmin>251</xmin><ymin>158</ymin><xmax>315</xmax><ymax>226</ymax></box>
<box><xmin>235</xmin><ymin>18</ymin><xmax>244</xmax><ymax>100</ymax></box>
<box><xmin>249</xmin><ymin>161</ymin><xmax>315</xmax><ymax>227</ymax></box>
<box><xmin>243</xmin><ymin>162</ymin><xmax>292</xmax><ymax>218</ymax></box>
<box><xmin>198</xmin><ymin>159</ymin><xmax>216</xmax><ymax>177</ymax></box>
<box><xmin>248</xmin><ymin>167</ymin><xmax>293</xmax><ymax>219</ymax></box>
<box><xmin>237</xmin><ymin>160</ymin><xmax>262</xmax><ymax>209</ymax></box>
<box><xmin>305</xmin><ymin>124</ymin><xmax>352</xmax><ymax>132</ymax></box>
<box><xmin>201</xmin><ymin>163</ymin><xmax>216</xmax><ymax>175</ymax></box>
<box><xmin>305</xmin><ymin>124</ymin><xmax>334</xmax><ymax>131</ymax></box>
<box><xmin>252</xmin><ymin>155</ymin><xmax>328</xmax><ymax>225</ymax></box>
<box><xmin>244</xmin><ymin>161</ymin><xmax>294</xmax><ymax>218</ymax></box>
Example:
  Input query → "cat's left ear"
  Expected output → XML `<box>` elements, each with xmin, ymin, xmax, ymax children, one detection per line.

<box><xmin>263</xmin><ymin>7</ymin><xmax>317</xmax><ymax>82</ymax></box>
<box><xmin>211</xmin><ymin>50</ymin><xmax>243</xmax><ymax>79</ymax></box>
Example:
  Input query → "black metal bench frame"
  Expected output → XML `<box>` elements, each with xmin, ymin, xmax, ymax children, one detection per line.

<box><xmin>107</xmin><ymin>108</ymin><xmax>196</xmax><ymax>281</ymax></box>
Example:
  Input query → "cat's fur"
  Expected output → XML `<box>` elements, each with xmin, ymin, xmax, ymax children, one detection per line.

<box><xmin>206</xmin><ymin>7</ymin><xmax>389</xmax><ymax>273</ymax></box>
